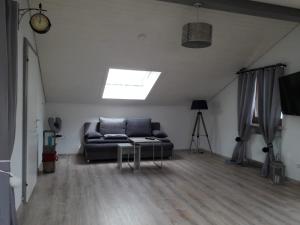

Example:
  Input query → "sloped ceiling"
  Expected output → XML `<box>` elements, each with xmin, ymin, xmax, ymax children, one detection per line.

<box><xmin>253</xmin><ymin>0</ymin><xmax>300</xmax><ymax>9</ymax></box>
<box><xmin>32</xmin><ymin>0</ymin><xmax>296</xmax><ymax>105</ymax></box>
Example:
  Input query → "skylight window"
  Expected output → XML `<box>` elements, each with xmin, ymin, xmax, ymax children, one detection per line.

<box><xmin>102</xmin><ymin>68</ymin><xmax>161</xmax><ymax>100</ymax></box>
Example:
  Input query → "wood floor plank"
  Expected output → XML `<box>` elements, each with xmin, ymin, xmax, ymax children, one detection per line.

<box><xmin>20</xmin><ymin>151</ymin><xmax>300</xmax><ymax>225</ymax></box>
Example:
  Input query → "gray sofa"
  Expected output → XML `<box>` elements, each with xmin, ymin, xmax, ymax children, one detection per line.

<box><xmin>83</xmin><ymin>117</ymin><xmax>174</xmax><ymax>162</ymax></box>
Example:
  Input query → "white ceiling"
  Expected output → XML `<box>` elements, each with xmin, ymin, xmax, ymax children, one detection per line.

<box><xmin>32</xmin><ymin>0</ymin><xmax>296</xmax><ymax>105</ymax></box>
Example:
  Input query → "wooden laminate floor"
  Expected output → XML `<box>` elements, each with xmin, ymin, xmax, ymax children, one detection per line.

<box><xmin>20</xmin><ymin>151</ymin><xmax>300</xmax><ymax>225</ymax></box>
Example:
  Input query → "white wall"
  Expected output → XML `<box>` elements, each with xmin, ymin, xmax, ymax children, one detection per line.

<box><xmin>10</xmin><ymin>0</ymin><xmax>45</xmax><ymax>209</ymax></box>
<box><xmin>45</xmin><ymin>103</ymin><xmax>195</xmax><ymax>154</ymax></box>
<box><xmin>204</xmin><ymin>25</ymin><xmax>300</xmax><ymax>181</ymax></box>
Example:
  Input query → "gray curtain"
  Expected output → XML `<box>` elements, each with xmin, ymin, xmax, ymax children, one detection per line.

<box><xmin>0</xmin><ymin>0</ymin><xmax>18</xmax><ymax>225</ymax></box>
<box><xmin>231</xmin><ymin>71</ymin><xmax>256</xmax><ymax>165</ymax></box>
<box><xmin>257</xmin><ymin>66</ymin><xmax>284</xmax><ymax>177</ymax></box>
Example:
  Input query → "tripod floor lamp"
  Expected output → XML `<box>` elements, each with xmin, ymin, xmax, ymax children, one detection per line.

<box><xmin>189</xmin><ymin>100</ymin><xmax>213</xmax><ymax>153</ymax></box>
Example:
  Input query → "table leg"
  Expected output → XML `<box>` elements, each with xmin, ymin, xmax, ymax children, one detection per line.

<box><xmin>161</xmin><ymin>144</ymin><xmax>163</xmax><ymax>168</ymax></box>
<box><xmin>128</xmin><ymin>146</ymin><xmax>130</xmax><ymax>165</ymax></box>
<box><xmin>134</xmin><ymin>145</ymin><xmax>141</xmax><ymax>170</ymax></box>
<box><xmin>118</xmin><ymin>147</ymin><xmax>122</xmax><ymax>170</ymax></box>
<box><xmin>139</xmin><ymin>145</ymin><xmax>141</xmax><ymax>169</ymax></box>
<box><xmin>153</xmin><ymin>142</ymin><xmax>155</xmax><ymax>162</ymax></box>
<box><xmin>153</xmin><ymin>144</ymin><xmax>163</xmax><ymax>169</ymax></box>
<box><xmin>133</xmin><ymin>144</ymin><xmax>137</xmax><ymax>170</ymax></box>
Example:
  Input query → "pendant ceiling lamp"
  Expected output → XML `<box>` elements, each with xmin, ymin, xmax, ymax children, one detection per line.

<box><xmin>19</xmin><ymin>3</ymin><xmax>51</xmax><ymax>34</ymax></box>
<box><xmin>182</xmin><ymin>3</ymin><xmax>212</xmax><ymax>48</ymax></box>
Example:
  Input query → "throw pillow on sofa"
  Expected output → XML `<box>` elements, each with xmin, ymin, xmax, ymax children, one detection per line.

<box><xmin>99</xmin><ymin>117</ymin><xmax>126</xmax><ymax>134</ymax></box>
<box><xmin>85</xmin><ymin>131</ymin><xmax>102</xmax><ymax>139</ymax></box>
<box><xmin>151</xmin><ymin>122</ymin><xmax>161</xmax><ymax>131</ymax></box>
<box><xmin>152</xmin><ymin>130</ymin><xmax>167</xmax><ymax>138</ymax></box>
<box><xmin>126</xmin><ymin>118</ymin><xmax>152</xmax><ymax>137</ymax></box>
<box><xmin>84</xmin><ymin>122</ymin><xmax>102</xmax><ymax>139</ymax></box>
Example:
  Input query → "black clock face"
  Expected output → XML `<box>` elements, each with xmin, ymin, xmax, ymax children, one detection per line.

<box><xmin>30</xmin><ymin>13</ymin><xmax>51</xmax><ymax>34</ymax></box>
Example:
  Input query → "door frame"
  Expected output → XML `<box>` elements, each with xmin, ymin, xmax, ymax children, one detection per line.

<box><xmin>22</xmin><ymin>37</ymin><xmax>45</xmax><ymax>202</ymax></box>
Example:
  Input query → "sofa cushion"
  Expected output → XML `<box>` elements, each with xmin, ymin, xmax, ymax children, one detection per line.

<box><xmin>99</xmin><ymin>117</ymin><xmax>126</xmax><ymax>134</ymax></box>
<box><xmin>85</xmin><ymin>138</ymin><xmax>130</xmax><ymax>144</ymax></box>
<box><xmin>152</xmin><ymin>130</ymin><xmax>167</xmax><ymax>138</ymax></box>
<box><xmin>126</xmin><ymin>118</ymin><xmax>152</xmax><ymax>137</ymax></box>
<box><xmin>104</xmin><ymin>134</ymin><xmax>128</xmax><ymax>140</ymax></box>
<box><xmin>84</xmin><ymin>122</ymin><xmax>100</xmax><ymax>134</ymax></box>
<box><xmin>156</xmin><ymin>137</ymin><xmax>171</xmax><ymax>143</ymax></box>
<box><xmin>151</xmin><ymin>122</ymin><xmax>161</xmax><ymax>131</ymax></box>
<box><xmin>85</xmin><ymin>131</ymin><xmax>102</xmax><ymax>139</ymax></box>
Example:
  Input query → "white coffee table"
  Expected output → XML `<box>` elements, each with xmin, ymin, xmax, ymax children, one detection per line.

<box><xmin>129</xmin><ymin>137</ymin><xmax>164</xmax><ymax>170</ymax></box>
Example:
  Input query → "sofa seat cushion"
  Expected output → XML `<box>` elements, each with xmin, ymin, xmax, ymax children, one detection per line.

<box><xmin>86</xmin><ymin>138</ymin><xmax>130</xmax><ymax>144</ymax></box>
<box><xmin>100</xmin><ymin>117</ymin><xmax>126</xmax><ymax>134</ymax></box>
<box><xmin>104</xmin><ymin>134</ymin><xmax>128</xmax><ymax>139</ymax></box>
<box><xmin>126</xmin><ymin>118</ymin><xmax>152</xmax><ymax>137</ymax></box>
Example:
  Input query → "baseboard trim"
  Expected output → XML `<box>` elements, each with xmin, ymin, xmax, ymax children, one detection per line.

<box><xmin>192</xmin><ymin>148</ymin><xmax>264</xmax><ymax>168</ymax></box>
<box><xmin>17</xmin><ymin>202</ymin><xmax>25</xmax><ymax>222</ymax></box>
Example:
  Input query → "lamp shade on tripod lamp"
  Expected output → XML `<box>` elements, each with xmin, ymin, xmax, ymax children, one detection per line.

<box><xmin>189</xmin><ymin>99</ymin><xmax>213</xmax><ymax>153</ymax></box>
<box><xmin>191</xmin><ymin>100</ymin><xmax>208</xmax><ymax>110</ymax></box>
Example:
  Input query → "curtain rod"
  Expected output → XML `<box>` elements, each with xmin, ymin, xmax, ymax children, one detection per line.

<box><xmin>236</xmin><ymin>63</ymin><xmax>286</xmax><ymax>75</ymax></box>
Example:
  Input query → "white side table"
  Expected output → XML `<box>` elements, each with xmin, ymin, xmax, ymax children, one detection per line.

<box><xmin>117</xmin><ymin>143</ymin><xmax>134</xmax><ymax>170</ymax></box>
<box><xmin>129</xmin><ymin>138</ymin><xmax>163</xmax><ymax>170</ymax></box>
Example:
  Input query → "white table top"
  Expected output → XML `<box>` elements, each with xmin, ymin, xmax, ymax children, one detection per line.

<box><xmin>129</xmin><ymin>137</ymin><xmax>161</xmax><ymax>143</ymax></box>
